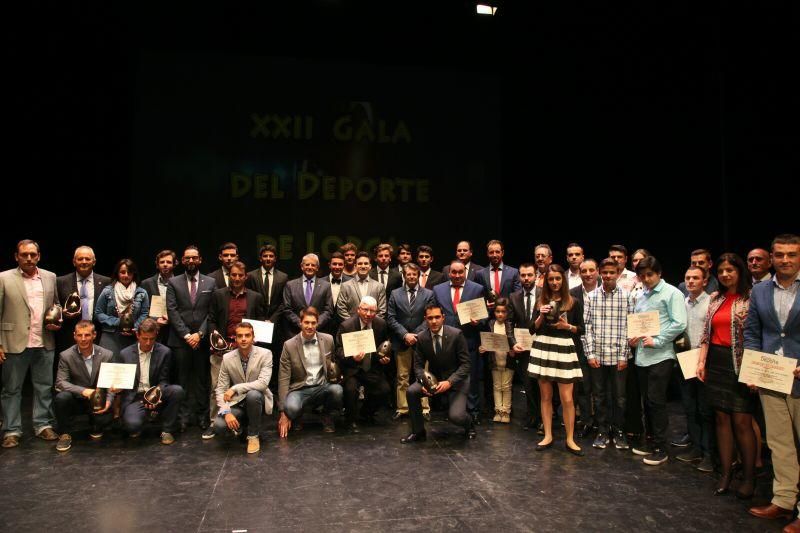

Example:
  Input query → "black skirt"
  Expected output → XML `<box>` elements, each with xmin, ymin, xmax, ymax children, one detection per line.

<box><xmin>705</xmin><ymin>344</ymin><xmax>756</xmax><ymax>414</ymax></box>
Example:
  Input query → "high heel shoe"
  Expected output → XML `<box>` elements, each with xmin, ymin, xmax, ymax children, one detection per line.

<box><xmin>715</xmin><ymin>472</ymin><xmax>732</xmax><ymax>496</ymax></box>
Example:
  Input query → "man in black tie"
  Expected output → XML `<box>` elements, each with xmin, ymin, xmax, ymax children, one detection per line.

<box><xmin>509</xmin><ymin>263</ymin><xmax>541</xmax><ymax>430</ymax></box>
<box><xmin>369</xmin><ymin>243</ymin><xmax>402</xmax><ymax>297</ymax></box>
<box><xmin>401</xmin><ymin>303</ymin><xmax>474</xmax><ymax>442</ymax></box>
<box><xmin>319</xmin><ymin>252</ymin><xmax>352</xmax><ymax>334</ymax></box>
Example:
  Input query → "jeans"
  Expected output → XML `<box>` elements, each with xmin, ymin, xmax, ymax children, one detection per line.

<box><xmin>214</xmin><ymin>390</ymin><xmax>264</xmax><ymax>437</ymax></box>
<box><xmin>284</xmin><ymin>383</ymin><xmax>343</xmax><ymax>420</ymax></box>
<box><xmin>122</xmin><ymin>384</ymin><xmax>184</xmax><ymax>434</ymax></box>
<box><xmin>636</xmin><ymin>359</ymin><xmax>674</xmax><ymax>449</ymax></box>
<box><xmin>1</xmin><ymin>348</ymin><xmax>55</xmax><ymax>436</ymax></box>
<box><xmin>590</xmin><ymin>364</ymin><xmax>627</xmax><ymax>433</ymax></box>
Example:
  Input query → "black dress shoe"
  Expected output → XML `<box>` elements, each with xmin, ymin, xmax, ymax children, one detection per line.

<box><xmin>401</xmin><ymin>432</ymin><xmax>427</xmax><ymax>443</ymax></box>
<box><xmin>535</xmin><ymin>441</ymin><xmax>553</xmax><ymax>451</ymax></box>
<box><xmin>565</xmin><ymin>444</ymin><xmax>585</xmax><ymax>457</ymax></box>
<box><xmin>466</xmin><ymin>427</ymin><xmax>477</xmax><ymax>439</ymax></box>
<box><xmin>471</xmin><ymin>414</ymin><xmax>482</xmax><ymax>426</ymax></box>
<box><xmin>348</xmin><ymin>422</ymin><xmax>361</xmax><ymax>434</ymax></box>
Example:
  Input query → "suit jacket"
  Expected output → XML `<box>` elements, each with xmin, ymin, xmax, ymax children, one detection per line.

<box><xmin>165</xmin><ymin>272</ymin><xmax>217</xmax><ymax>346</ymax></box>
<box><xmin>140</xmin><ymin>274</ymin><xmax>170</xmax><ymax>343</ymax></box>
<box><xmin>443</xmin><ymin>262</ymin><xmax>484</xmax><ymax>283</ymax></box>
<box><xmin>207</xmin><ymin>287</ymin><xmax>266</xmax><ymax>338</ymax></box>
<box><xmin>478</xmin><ymin>263</ymin><xmax>522</xmax><ymax>298</ymax></box>
<box><xmin>508</xmin><ymin>287</ymin><xmax>539</xmax><ymax>330</ymax></box>
<box><xmin>318</xmin><ymin>273</ymin><xmax>353</xmax><ymax>334</ymax></box>
<box><xmin>55</xmin><ymin>343</ymin><xmax>114</xmax><ymax>394</ymax></box>
<box><xmin>369</xmin><ymin>267</ymin><xmax>403</xmax><ymax>296</ymax></box>
<box><xmin>215</xmin><ymin>345</ymin><xmax>274</xmax><ymax>414</ymax></box>
<box><xmin>114</xmin><ymin>342</ymin><xmax>173</xmax><ymax>410</ymax></box>
<box><xmin>744</xmin><ymin>279</ymin><xmax>800</xmax><ymax>396</ymax></box>
<box><xmin>277</xmin><ymin>331</ymin><xmax>336</xmax><ymax>411</ymax></box>
<box><xmin>413</xmin><ymin>325</ymin><xmax>470</xmax><ymax>389</ymax></box>
<box><xmin>282</xmin><ymin>276</ymin><xmax>334</xmax><ymax>337</ymax></box>
<box><xmin>419</xmin><ymin>269</ymin><xmax>445</xmax><ymax>289</ymax></box>
<box><xmin>432</xmin><ymin>280</ymin><xmax>487</xmax><ymax>346</ymax></box>
<box><xmin>55</xmin><ymin>271</ymin><xmax>111</xmax><ymax>351</ymax></box>
<box><xmin>336</xmin><ymin>277</ymin><xmax>388</xmax><ymax>320</ymax></box>
<box><xmin>386</xmin><ymin>285</ymin><xmax>435</xmax><ymax>352</ymax></box>
<box><xmin>0</xmin><ymin>267</ymin><xmax>59</xmax><ymax>353</ymax></box>
<box><xmin>208</xmin><ymin>268</ymin><xmax>229</xmax><ymax>289</ymax></box>
<box><xmin>246</xmin><ymin>267</ymin><xmax>289</xmax><ymax>323</ymax></box>
<box><xmin>334</xmin><ymin>315</ymin><xmax>389</xmax><ymax>377</ymax></box>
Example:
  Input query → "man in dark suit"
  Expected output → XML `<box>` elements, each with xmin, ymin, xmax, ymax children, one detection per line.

<box><xmin>401</xmin><ymin>303</ymin><xmax>474</xmax><ymax>442</ymax></box>
<box><xmin>432</xmin><ymin>259</ymin><xmax>487</xmax><ymax>423</ymax></box>
<box><xmin>208</xmin><ymin>242</ymin><xmax>239</xmax><ymax>289</ymax></box>
<box><xmin>114</xmin><ymin>318</ymin><xmax>184</xmax><ymax>445</ymax></box>
<box><xmin>569</xmin><ymin>258</ymin><xmax>599</xmax><ymax>438</ymax></box>
<box><xmin>387</xmin><ymin>262</ymin><xmax>435</xmax><ymax>420</ymax></box>
<box><xmin>417</xmin><ymin>245</ymin><xmax>445</xmax><ymax>288</ymax></box>
<box><xmin>442</xmin><ymin>240</ymin><xmax>484</xmax><ymax>282</ymax></box>
<box><xmin>335</xmin><ymin>296</ymin><xmax>391</xmax><ymax>432</ymax></box>
<box><xmin>166</xmin><ymin>245</ymin><xmax>217</xmax><ymax>430</ymax></box>
<box><xmin>282</xmin><ymin>253</ymin><xmax>334</xmax><ymax>339</ymax></box>
<box><xmin>245</xmin><ymin>244</ymin><xmax>288</xmax><ymax>328</ymax></box>
<box><xmin>318</xmin><ymin>252</ymin><xmax>352</xmax><ymax>335</ymax></box>
<box><xmin>370</xmin><ymin>243</ymin><xmax>403</xmax><ymax>297</ymax></box>
<box><xmin>508</xmin><ymin>263</ymin><xmax>541</xmax><ymax>430</ymax></box>
<box><xmin>53</xmin><ymin>320</ymin><xmax>114</xmax><ymax>452</ymax></box>
<box><xmin>395</xmin><ymin>243</ymin><xmax>413</xmax><ymax>274</ymax></box>
<box><xmin>55</xmin><ymin>245</ymin><xmax>111</xmax><ymax>357</ymax></box>
<box><xmin>140</xmin><ymin>249</ymin><xmax>177</xmax><ymax>345</ymax></box>
<box><xmin>477</xmin><ymin>239</ymin><xmax>521</xmax><ymax>299</ymax></box>
<box><xmin>204</xmin><ymin>261</ymin><xmax>266</xmax><ymax>439</ymax></box>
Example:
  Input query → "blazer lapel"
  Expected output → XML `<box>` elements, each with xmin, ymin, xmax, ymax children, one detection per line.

<box><xmin>294</xmin><ymin>338</ymin><xmax>309</xmax><ymax>373</ymax></box>
<box><xmin>72</xmin><ymin>349</ymin><xmax>92</xmax><ymax>384</ymax></box>
<box><xmin>765</xmin><ymin>285</ymin><xmax>783</xmax><ymax>331</ymax></box>
<box><xmin>785</xmin><ymin>286</ymin><xmax>800</xmax><ymax>331</ymax></box>
<box><xmin>89</xmin><ymin>349</ymin><xmax>104</xmax><ymax>385</ymax></box>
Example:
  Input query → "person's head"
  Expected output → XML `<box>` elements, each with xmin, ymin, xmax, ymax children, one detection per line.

<box><xmin>519</xmin><ymin>263</ymin><xmax>536</xmax><ymax>291</ymax></box>
<box><xmin>566</xmin><ymin>243</ymin><xmax>584</xmax><ymax>271</ymax></box>
<box><xmin>259</xmin><ymin>244</ymin><xmax>277</xmax><ymax>270</ymax></box>
<box><xmin>182</xmin><ymin>245</ymin><xmax>202</xmax><ymax>275</ymax></box>
<box><xmin>716</xmin><ymin>253</ymin><xmax>751</xmax><ymax>297</ymax></box>
<box><xmin>746</xmin><ymin>248</ymin><xmax>772</xmax><ymax>279</ymax></box>
<box><xmin>300</xmin><ymin>253</ymin><xmax>320</xmax><ymax>278</ymax></box>
<box><xmin>235</xmin><ymin>321</ymin><xmax>255</xmax><ymax>352</ymax></box>
<box><xmin>493</xmin><ymin>297</ymin><xmax>509</xmax><ymax>323</ymax></box>
<box><xmin>599</xmin><ymin>258</ymin><xmax>621</xmax><ymax>291</ymax></box>
<box><xmin>684</xmin><ymin>265</ymin><xmax>707</xmax><ymax>297</ymax></box>
<box><xmin>73</xmin><ymin>246</ymin><xmax>96</xmax><ymax>278</ymax></box>
<box><xmin>634</xmin><ymin>256</ymin><xmax>662</xmax><ymax>289</ymax></box>
<box><xmin>299</xmin><ymin>307</ymin><xmax>319</xmax><ymax>338</ymax></box>
<box><xmin>396</xmin><ymin>243</ymin><xmax>412</xmax><ymax>266</ymax></box>
<box><xmin>486</xmin><ymin>240</ymin><xmax>504</xmax><ymax>267</ymax></box>
<box><xmin>340</xmin><ymin>243</ymin><xmax>357</xmax><ymax>268</ymax></box>
<box><xmin>771</xmin><ymin>234</ymin><xmax>800</xmax><ymax>280</ymax></box>
<box><xmin>15</xmin><ymin>239</ymin><xmax>40</xmax><ymax>275</ymax></box>
<box><xmin>416</xmin><ymin>245</ymin><xmax>434</xmax><ymax>270</ymax></box>
<box><xmin>328</xmin><ymin>251</ymin><xmax>345</xmax><ymax>278</ymax></box>
<box><xmin>448</xmin><ymin>259</ymin><xmax>466</xmax><ymax>287</ymax></box>
<box><xmin>113</xmin><ymin>258</ymin><xmax>139</xmax><ymax>286</ymax></box>
<box><xmin>424</xmin><ymin>303</ymin><xmax>445</xmax><ymax>333</ymax></box>
<box><xmin>73</xmin><ymin>320</ymin><xmax>96</xmax><ymax>351</ymax></box>
<box><xmin>355</xmin><ymin>251</ymin><xmax>372</xmax><ymax>277</ymax></box>
<box><xmin>374</xmin><ymin>244</ymin><xmax>393</xmax><ymax>270</ymax></box>
<box><xmin>534</xmin><ymin>244</ymin><xmax>553</xmax><ymax>272</ymax></box>
<box><xmin>357</xmin><ymin>296</ymin><xmax>378</xmax><ymax>324</ymax></box>
<box><xmin>579</xmin><ymin>259</ymin><xmax>598</xmax><ymax>288</ymax></box>
<box><xmin>228</xmin><ymin>261</ymin><xmax>247</xmax><ymax>291</ymax></box>
<box><xmin>136</xmin><ymin>318</ymin><xmax>160</xmax><ymax>352</ymax></box>
<box><xmin>155</xmin><ymin>250</ymin><xmax>177</xmax><ymax>277</ymax></box>
<box><xmin>631</xmin><ymin>248</ymin><xmax>651</xmax><ymax>271</ymax></box>
<box><xmin>540</xmin><ymin>264</ymin><xmax>572</xmax><ymax>309</ymax></box>
<box><xmin>456</xmin><ymin>241</ymin><xmax>473</xmax><ymax>263</ymax></box>
<box><xmin>608</xmin><ymin>245</ymin><xmax>628</xmax><ymax>270</ymax></box>
<box><xmin>690</xmin><ymin>249</ymin><xmax>713</xmax><ymax>278</ymax></box>
<box><xmin>218</xmin><ymin>242</ymin><xmax>239</xmax><ymax>270</ymax></box>
<box><xmin>403</xmin><ymin>262</ymin><xmax>420</xmax><ymax>288</ymax></box>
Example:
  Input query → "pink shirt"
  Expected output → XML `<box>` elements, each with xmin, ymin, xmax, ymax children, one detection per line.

<box><xmin>21</xmin><ymin>268</ymin><xmax>45</xmax><ymax>348</ymax></box>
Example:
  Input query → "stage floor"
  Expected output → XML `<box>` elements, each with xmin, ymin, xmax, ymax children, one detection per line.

<box><xmin>0</xmin><ymin>392</ymin><xmax>785</xmax><ymax>532</ymax></box>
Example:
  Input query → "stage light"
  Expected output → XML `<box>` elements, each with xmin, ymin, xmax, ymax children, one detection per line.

<box><xmin>476</xmin><ymin>4</ymin><xmax>497</xmax><ymax>15</ymax></box>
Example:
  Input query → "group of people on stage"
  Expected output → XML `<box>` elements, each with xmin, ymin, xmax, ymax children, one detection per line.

<box><xmin>1</xmin><ymin>235</ymin><xmax>799</xmax><ymax>531</ymax></box>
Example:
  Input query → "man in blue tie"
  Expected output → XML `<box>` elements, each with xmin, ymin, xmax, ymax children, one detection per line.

<box><xmin>282</xmin><ymin>253</ymin><xmax>334</xmax><ymax>340</ymax></box>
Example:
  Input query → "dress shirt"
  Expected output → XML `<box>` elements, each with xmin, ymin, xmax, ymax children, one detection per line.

<box><xmin>376</xmin><ymin>268</ymin><xmax>391</xmax><ymax>287</ymax></box>
<box><xmin>618</xmin><ymin>268</ymin><xmax>637</xmax><ymax>292</ymax></box>
<box><xmin>407</xmin><ymin>285</ymin><xmax>418</xmax><ymax>305</ymax></box>
<box><xmin>685</xmin><ymin>291</ymin><xmax>710</xmax><ymax>348</ymax></box>
<box><xmin>752</xmin><ymin>272</ymin><xmax>772</xmax><ymax>284</ymax></box>
<box><xmin>355</xmin><ymin>276</ymin><xmax>370</xmax><ymax>298</ymax></box>
<box><xmin>260</xmin><ymin>266</ymin><xmax>275</xmax><ymax>305</ymax></box>
<box><xmin>633</xmin><ymin>279</ymin><xmax>688</xmax><ymax>367</ymax></box>
<box><xmin>419</xmin><ymin>269</ymin><xmax>432</xmax><ymax>288</ymax></box>
<box><xmin>329</xmin><ymin>275</ymin><xmax>343</xmax><ymax>303</ymax></box>
<box><xmin>585</xmin><ymin>285</ymin><xmax>633</xmax><ymax>365</ymax></box>
<box><xmin>773</xmin><ymin>273</ymin><xmax>800</xmax><ymax>329</ymax></box>
<box><xmin>21</xmin><ymin>267</ymin><xmax>45</xmax><ymax>348</ymax></box>
<box><xmin>301</xmin><ymin>335</ymin><xmax>325</xmax><ymax>387</ymax></box>
<box><xmin>81</xmin><ymin>348</ymin><xmax>95</xmax><ymax>376</ymax></box>
<box><xmin>490</xmin><ymin>263</ymin><xmax>505</xmax><ymax>293</ymax></box>
<box><xmin>567</xmin><ymin>269</ymin><xmax>583</xmax><ymax>290</ymax></box>
<box><xmin>138</xmin><ymin>347</ymin><xmax>152</xmax><ymax>393</ymax></box>
<box><xmin>157</xmin><ymin>275</ymin><xmax>170</xmax><ymax>298</ymax></box>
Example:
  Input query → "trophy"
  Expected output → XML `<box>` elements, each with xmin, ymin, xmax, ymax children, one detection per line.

<box><xmin>44</xmin><ymin>304</ymin><xmax>63</xmax><ymax>327</ymax></box>
<box><xmin>421</xmin><ymin>370</ymin><xmax>439</xmax><ymax>394</ymax></box>
<box><xmin>119</xmin><ymin>306</ymin><xmax>135</xmax><ymax>335</ymax></box>
<box><xmin>90</xmin><ymin>388</ymin><xmax>107</xmax><ymax>412</ymax></box>
<box><xmin>63</xmin><ymin>292</ymin><xmax>82</xmax><ymax>317</ymax></box>
<box><xmin>210</xmin><ymin>330</ymin><xmax>231</xmax><ymax>352</ymax></box>
<box><xmin>486</xmin><ymin>288</ymin><xmax>498</xmax><ymax>305</ymax></box>
<box><xmin>546</xmin><ymin>300</ymin><xmax>561</xmax><ymax>322</ymax></box>
<box><xmin>143</xmin><ymin>386</ymin><xmax>162</xmax><ymax>419</ymax></box>
<box><xmin>377</xmin><ymin>340</ymin><xmax>393</xmax><ymax>360</ymax></box>
<box><xmin>327</xmin><ymin>357</ymin><xmax>342</xmax><ymax>384</ymax></box>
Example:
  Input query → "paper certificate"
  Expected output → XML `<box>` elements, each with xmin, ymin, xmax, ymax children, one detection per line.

<box><xmin>97</xmin><ymin>362</ymin><xmax>137</xmax><ymax>389</ymax></box>
<box><xmin>341</xmin><ymin>329</ymin><xmax>377</xmax><ymax>357</ymax></box>
<box><xmin>738</xmin><ymin>349</ymin><xmax>797</xmax><ymax>394</ymax></box>
<box><xmin>627</xmin><ymin>311</ymin><xmax>661</xmax><ymax>338</ymax></box>
<box><xmin>480</xmin><ymin>332</ymin><xmax>510</xmax><ymax>353</ymax></box>
<box><xmin>457</xmin><ymin>299</ymin><xmax>489</xmax><ymax>325</ymax></box>
<box><xmin>243</xmin><ymin>319</ymin><xmax>274</xmax><ymax>343</ymax></box>
<box><xmin>514</xmin><ymin>328</ymin><xmax>534</xmax><ymax>351</ymax></box>
<box><xmin>677</xmin><ymin>348</ymin><xmax>701</xmax><ymax>379</ymax></box>
<box><xmin>149</xmin><ymin>295</ymin><xmax>167</xmax><ymax>318</ymax></box>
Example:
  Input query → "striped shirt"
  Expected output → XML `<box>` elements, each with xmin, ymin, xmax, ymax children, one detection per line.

<box><xmin>584</xmin><ymin>285</ymin><xmax>633</xmax><ymax>365</ymax></box>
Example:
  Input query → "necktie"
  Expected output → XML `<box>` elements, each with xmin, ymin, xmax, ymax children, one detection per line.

<box><xmin>453</xmin><ymin>286</ymin><xmax>461</xmax><ymax>312</ymax></box>
<box><xmin>434</xmin><ymin>333</ymin><xmax>442</xmax><ymax>354</ymax></box>
<box><xmin>330</xmin><ymin>277</ymin><xmax>341</xmax><ymax>284</ymax></box>
<box><xmin>189</xmin><ymin>276</ymin><xmax>197</xmax><ymax>305</ymax></box>
<box><xmin>304</xmin><ymin>338</ymin><xmax>317</xmax><ymax>346</ymax></box>
<box><xmin>361</xmin><ymin>323</ymin><xmax>371</xmax><ymax>371</ymax></box>
<box><xmin>409</xmin><ymin>288</ymin><xmax>416</xmax><ymax>306</ymax></box>
<box><xmin>525</xmin><ymin>291</ymin><xmax>532</xmax><ymax>320</ymax></box>
<box><xmin>80</xmin><ymin>278</ymin><xmax>90</xmax><ymax>320</ymax></box>
<box><xmin>380</xmin><ymin>270</ymin><xmax>386</xmax><ymax>286</ymax></box>
<box><xmin>304</xmin><ymin>278</ymin><xmax>313</xmax><ymax>305</ymax></box>
<box><xmin>264</xmin><ymin>270</ymin><xmax>271</xmax><ymax>305</ymax></box>
<box><xmin>420</xmin><ymin>272</ymin><xmax>427</xmax><ymax>287</ymax></box>
<box><xmin>493</xmin><ymin>268</ymin><xmax>501</xmax><ymax>294</ymax></box>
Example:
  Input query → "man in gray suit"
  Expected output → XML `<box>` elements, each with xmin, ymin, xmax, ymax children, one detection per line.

<box><xmin>282</xmin><ymin>253</ymin><xmax>334</xmax><ymax>338</ymax></box>
<box><xmin>54</xmin><ymin>320</ymin><xmax>113</xmax><ymax>451</ymax></box>
<box><xmin>337</xmin><ymin>252</ymin><xmax>387</xmax><ymax>320</ymax></box>
<box><xmin>277</xmin><ymin>307</ymin><xmax>343</xmax><ymax>438</ymax></box>
<box><xmin>0</xmin><ymin>239</ymin><xmax>61</xmax><ymax>448</ymax></box>
<box><xmin>166</xmin><ymin>245</ymin><xmax>217</xmax><ymax>430</ymax></box>
<box><xmin>213</xmin><ymin>322</ymin><xmax>273</xmax><ymax>454</ymax></box>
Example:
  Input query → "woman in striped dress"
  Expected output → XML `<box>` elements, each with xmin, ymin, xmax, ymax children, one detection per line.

<box><xmin>528</xmin><ymin>264</ymin><xmax>585</xmax><ymax>455</ymax></box>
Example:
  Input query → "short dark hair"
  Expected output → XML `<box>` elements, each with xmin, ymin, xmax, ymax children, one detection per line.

<box><xmin>567</xmin><ymin>242</ymin><xmax>583</xmax><ymax>251</ymax></box>
<box><xmin>235</xmin><ymin>321</ymin><xmax>254</xmax><ymax>334</ymax></box>
<box><xmin>396</xmin><ymin>243</ymin><xmax>412</xmax><ymax>257</ymax></box>
<box><xmin>156</xmin><ymin>250</ymin><xmax>177</xmax><ymax>263</ymax></box>
<box><xmin>259</xmin><ymin>244</ymin><xmax>277</xmax><ymax>256</ymax></box>
<box><xmin>449</xmin><ymin>259</ymin><xmax>466</xmax><ymax>268</ymax></box>
<box><xmin>329</xmin><ymin>251</ymin><xmax>344</xmax><ymax>262</ymax></box>
<box><xmin>494</xmin><ymin>297</ymin><xmax>509</xmax><ymax>310</ymax></box>
<box><xmin>685</xmin><ymin>265</ymin><xmax>707</xmax><ymax>278</ymax></box>
<box><xmin>219</xmin><ymin>242</ymin><xmax>238</xmax><ymax>254</ymax></box>
<box><xmin>519</xmin><ymin>262</ymin><xmax>536</xmax><ymax>270</ymax></box>
<box><xmin>138</xmin><ymin>318</ymin><xmax>160</xmax><ymax>335</ymax></box>
<box><xmin>598</xmin><ymin>258</ymin><xmax>619</xmax><ymax>271</ymax></box>
<box><xmin>417</xmin><ymin>245</ymin><xmax>433</xmax><ymax>256</ymax></box>
<box><xmin>74</xmin><ymin>320</ymin><xmax>95</xmax><ymax>332</ymax></box>
<box><xmin>608</xmin><ymin>244</ymin><xmax>628</xmax><ymax>257</ymax></box>
<box><xmin>355</xmin><ymin>251</ymin><xmax>371</xmax><ymax>262</ymax></box>
<box><xmin>424</xmin><ymin>303</ymin><xmax>444</xmax><ymax>316</ymax></box>
<box><xmin>635</xmin><ymin>256</ymin><xmax>662</xmax><ymax>275</ymax></box>
<box><xmin>487</xmin><ymin>239</ymin><xmax>504</xmax><ymax>250</ymax></box>
<box><xmin>112</xmin><ymin>258</ymin><xmax>140</xmax><ymax>284</ymax></box>
<box><xmin>340</xmin><ymin>242</ymin><xmax>357</xmax><ymax>254</ymax></box>
<box><xmin>580</xmin><ymin>258</ymin><xmax>598</xmax><ymax>269</ymax></box>
<box><xmin>771</xmin><ymin>234</ymin><xmax>800</xmax><ymax>250</ymax></box>
<box><xmin>690</xmin><ymin>249</ymin><xmax>712</xmax><ymax>260</ymax></box>
<box><xmin>16</xmin><ymin>239</ymin><xmax>40</xmax><ymax>254</ymax></box>
<box><xmin>229</xmin><ymin>261</ymin><xmax>247</xmax><ymax>274</ymax></box>
<box><xmin>183</xmin><ymin>245</ymin><xmax>200</xmax><ymax>255</ymax></box>
<box><xmin>300</xmin><ymin>306</ymin><xmax>319</xmax><ymax>320</ymax></box>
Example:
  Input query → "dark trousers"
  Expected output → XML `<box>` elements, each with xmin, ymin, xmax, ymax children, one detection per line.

<box><xmin>407</xmin><ymin>378</ymin><xmax>471</xmax><ymax>434</ymax></box>
<box><xmin>467</xmin><ymin>346</ymin><xmax>482</xmax><ymax>415</ymax></box>
<box><xmin>213</xmin><ymin>390</ymin><xmax>264</xmax><ymax>437</ymax></box>
<box><xmin>679</xmin><ymin>378</ymin><xmax>715</xmax><ymax>455</ymax></box>
<box><xmin>515</xmin><ymin>351</ymin><xmax>540</xmax><ymax>422</ymax></box>
<box><xmin>343</xmin><ymin>369</ymin><xmax>390</xmax><ymax>423</ymax></box>
<box><xmin>575</xmin><ymin>353</ymin><xmax>595</xmax><ymax>427</ymax></box>
<box><xmin>284</xmin><ymin>383</ymin><xmax>343</xmax><ymax>420</ymax></box>
<box><xmin>636</xmin><ymin>359</ymin><xmax>673</xmax><ymax>449</ymax></box>
<box><xmin>54</xmin><ymin>391</ymin><xmax>113</xmax><ymax>434</ymax></box>
<box><xmin>172</xmin><ymin>343</ymin><xmax>210</xmax><ymax>426</ymax></box>
<box><xmin>625</xmin><ymin>349</ymin><xmax>648</xmax><ymax>435</ymax></box>
<box><xmin>122</xmin><ymin>384</ymin><xmax>184</xmax><ymax>434</ymax></box>
<box><xmin>590</xmin><ymin>364</ymin><xmax>627</xmax><ymax>433</ymax></box>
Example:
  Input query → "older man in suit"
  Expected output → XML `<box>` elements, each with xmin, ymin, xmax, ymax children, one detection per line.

<box><xmin>337</xmin><ymin>252</ymin><xmax>387</xmax><ymax>320</ymax></box>
<box><xmin>115</xmin><ymin>318</ymin><xmax>184</xmax><ymax>445</ymax></box>
<box><xmin>0</xmin><ymin>239</ymin><xmax>61</xmax><ymax>448</ymax></box>
<box><xmin>277</xmin><ymin>307</ymin><xmax>343</xmax><ymax>438</ymax></box>
<box><xmin>54</xmin><ymin>320</ymin><xmax>113</xmax><ymax>451</ymax></box>
<box><xmin>282</xmin><ymin>253</ymin><xmax>334</xmax><ymax>339</ymax></box>
<box><xmin>213</xmin><ymin>322</ymin><xmax>273</xmax><ymax>453</ymax></box>
<box><xmin>401</xmin><ymin>303</ymin><xmax>474</xmax><ymax>442</ymax></box>
<box><xmin>387</xmin><ymin>262</ymin><xmax>435</xmax><ymax>420</ymax></box>
<box><xmin>166</xmin><ymin>245</ymin><xmax>217</xmax><ymax>431</ymax></box>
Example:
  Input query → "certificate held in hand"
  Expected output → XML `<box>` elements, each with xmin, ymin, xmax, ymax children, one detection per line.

<box><xmin>480</xmin><ymin>332</ymin><xmax>510</xmax><ymax>353</ymax></box>
<box><xmin>243</xmin><ymin>319</ymin><xmax>274</xmax><ymax>343</ymax></box>
<box><xmin>341</xmin><ymin>329</ymin><xmax>377</xmax><ymax>357</ymax></box>
<box><xmin>149</xmin><ymin>295</ymin><xmax>167</xmax><ymax>318</ymax></box>
<box><xmin>457</xmin><ymin>299</ymin><xmax>489</xmax><ymax>325</ymax></box>
<box><xmin>627</xmin><ymin>311</ymin><xmax>660</xmax><ymax>338</ymax></box>
<box><xmin>514</xmin><ymin>328</ymin><xmax>534</xmax><ymax>350</ymax></box>
<box><xmin>97</xmin><ymin>362</ymin><xmax>137</xmax><ymax>389</ymax></box>
<box><xmin>738</xmin><ymin>349</ymin><xmax>797</xmax><ymax>394</ymax></box>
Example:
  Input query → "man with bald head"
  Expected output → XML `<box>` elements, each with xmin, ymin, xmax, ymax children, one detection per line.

<box><xmin>747</xmin><ymin>248</ymin><xmax>773</xmax><ymax>284</ymax></box>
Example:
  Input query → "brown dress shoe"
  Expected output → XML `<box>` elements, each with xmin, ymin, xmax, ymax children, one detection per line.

<box><xmin>2</xmin><ymin>435</ymin><xmax>20</xmax><ymax>448</ymax></box>
<box><xmin>37</xmin><ymin>428</ymin><xmax>59</xmax><ymax>441</ymax></box>
<box><xmin>749</xmin><ymin>504</ymin><xmax>793</xmax><ymax>520</ymax></box>
<box><xmin>784</xmin><ymin>519</ymin><xmax>800</xmax><ymax>533</ymax></box>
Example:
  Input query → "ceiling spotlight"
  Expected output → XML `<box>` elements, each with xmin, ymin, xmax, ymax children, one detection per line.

<box><xmin>476</xmin><ymin>4</ymin><xmax>497</xmax><ymax>15</ymax></box>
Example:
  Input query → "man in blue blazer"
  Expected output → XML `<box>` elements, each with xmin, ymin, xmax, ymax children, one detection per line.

<box><xmin>745</xmin><ymin>234</ymin><xmax>800</xmax><ymax>526</ymax></box>
<box><xmin>433</xmin><ymin>260</ymin><xmax>487</xmax><ymax>422</ymax></box>
<box><xmin>114</xmin><ymin>319</ymin><xmax>185</xmax><ymax>445</ymax></box>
